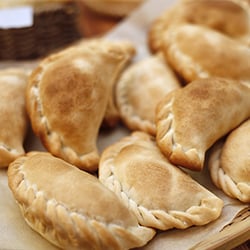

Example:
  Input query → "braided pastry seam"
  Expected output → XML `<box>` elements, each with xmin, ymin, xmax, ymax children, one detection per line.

<box><xmin>99</xmin><ymin>142</ymin><xmax>219</xmax><ymax>231</ymax></box>
<box><xmin>211</xmin><ymin>158</ymin><xmax>250</xmax><ymax>203</ymax></box>
<box><xmin>156</xmin><ymin>96</ymin><xmax>203</xmax><ymax>168</ymax></box>
<box><xmin>13</xmin><ymin>160</ymin><xmax>150</xmax><ymax>250</ymax></box>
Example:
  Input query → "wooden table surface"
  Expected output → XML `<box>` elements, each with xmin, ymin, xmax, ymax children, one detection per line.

<box><xmin>77</xmin><ymin>2</ymin><xmax>123</xmax><ymax>38</ymax></box>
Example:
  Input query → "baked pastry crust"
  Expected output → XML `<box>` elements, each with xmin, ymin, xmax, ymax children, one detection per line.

<box><xmin>8</xmin><ymin>151</ymin><xmax>155</xmax><ymax>250</ymax></box>
<box><xmin>0</xmin><ymin>68</ymin><xmax>29</xmax><ymax>168</ymax></box>
<box><xmin>116</xmin><ymin>53</ymin><xmax>181</xmax><ymax>135</ymax></box>
<box><xmin>161</xmin><ymin>23</ymin><xmax>250</xmax><ymax>83</ymax></box>
<box><xmin>148</xmin><ymin>0</ymin><xmax>250</xmax><ymax>53</ymax></box>
<box><xmin>26</xmin><ymin>39</ymin><xmax>135</xmax><ymax>172</ymax></box>
<box><xmin>99</xmin><ymin>131</ymin><xmax>223</xmax><ymax>230</ymax></box>
<box><xmin>155</xmin><ymin>77</ymin><xmax>250</xmax><ymax>171</ymax></box>
<box><xmin>208</xmin><ymin>120</ymin><xmax>250</xmax><ymax>203</ymax></box>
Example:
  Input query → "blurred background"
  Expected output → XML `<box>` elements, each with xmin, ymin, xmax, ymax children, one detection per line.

<box><xmin>0</xmin><ymin>0</ymin><xmax>143</xmax><ymax>60</ymax></box>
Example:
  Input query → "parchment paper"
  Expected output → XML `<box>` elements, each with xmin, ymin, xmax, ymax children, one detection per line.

<box><xmin>0</xmin><ymin>0</ymin><xmax>249</xmax><ymax>249</ymax></box>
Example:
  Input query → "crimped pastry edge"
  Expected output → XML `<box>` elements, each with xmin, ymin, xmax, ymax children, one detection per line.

<box><xmin>162</xmin><ymin>25</ymin><xmax>211</xmax><ymax>83</ymax></box>
<box><xmin>208</xmin><ymin>141</ymin><xmax>250</xmax><ymax>203</ymax></box>
<box><xmin>0</xmin><ymin>68</ymin><xmax>29</xmax><ymax>167</ymax></box>
<box><xmin>8</xmin><ymin>153</ymin><xmax>156</xmax><ymax>250</ymax></box>
<box><xmin>26</xmin><ymin>49</ymin><xmax>101</xmax><ymax>172</ymax></box>
<box><xmin>149</xmin><ymin>0</ymin><xmax>250</xmax><ymax>53</ymax></box>
<box><xmin>99</xmin><ymin>132</ymin><xmax>223</xmax><ymax>231</ymax></box>
<box><xmin>156</xmin><ymin>94</ymin><xmax>204</xmax><ymax>171</ymax></box>
<box><xmin>116</xmin><ymin>64</ymin><xmax>156</xmax><ymax>136</ymax></box>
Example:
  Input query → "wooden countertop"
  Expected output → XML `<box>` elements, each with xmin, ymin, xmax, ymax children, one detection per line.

<box><xmin>77</xmin><ymin>2</ymin><xmax>123</xmax><ymax>38</ymax></box>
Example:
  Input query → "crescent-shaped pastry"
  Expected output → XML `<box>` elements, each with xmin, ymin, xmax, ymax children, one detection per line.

<box><xmin>116</xmin><ymin>53</ymin><xmax>181</xmax><ymax>135</ymax></box>
<box><xmin>0</xmin><ymin>68</ymin><xmax>29</xmax><ymax>168</ymax></box>
<box><xmin>148</xmin><ymin>0</ymin><xmax>250</xmax><ymax>53</ymax></box>
<box><xmin>161</xmin><ymin>23</ymin><xmax>250</xmax><ymax>83</ymax></box>
<box><xmin>99</xmin><ymin>131</ymin><xmax>223</xmax><ymax>231</ymax></box>
<box><xmin>208</xmin><ymin>120</ymin><xmax>250</xmax><ymax>203</ymax></box>
<box><xmin>155</xmin><ymin>77</ymin><xmax>250</xmax><ymax>171</ymax></box>
<box><xmin>8</xmin><ymin>152</ymin><xmax>155</xmax><ymax>250</ymax></box>
<box><xmin>26</xmin><ymin>39</ymin><xmax>135</xmax><ymax>172</ymax></box>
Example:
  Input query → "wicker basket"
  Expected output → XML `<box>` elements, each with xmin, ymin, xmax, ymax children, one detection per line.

<box><xmin>0</xmin><ymin>1</ymin><xmax>82</xmax><ymax>60</ymax></box>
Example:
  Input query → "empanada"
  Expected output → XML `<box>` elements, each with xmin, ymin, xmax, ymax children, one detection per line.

<box><xmin>0</xmin><ymin>68</ymin><xmax>29</xmax><ymax>168</ymax></box>
<box><xmin>156</xmin><ymin>77</ymin><xmax>250</xmax><ymax>171</ymax></box>
<box><xmin>26</xmin><ymin>39</ymin><xmax>135</xmax><ymax>172</ymax></box>
<box><xmin>161</xmin><ymin>24</ymin><xmax>250</xmax><ymax>83</ymax></box>
<box><xmin>99</xmin><ymin>131</ymin><xmax>223</xmax><ymax>230</ymax></box>
<box><xmin>116</xmin><ymin>53</ymin><xmax>181</xmax><ymax>135</ymax></box>
<box><xmin>208</xmin><ymin>119</ymin><xmax>250</xmax><ymax>203</ymax></box>
<box><xmin>149</xmin><ymin>0</ymin><xmax>250</xmax><ymax>53</ymax></box>
<box><xmin>8</xmin><ymin>152</ymin><xmax>155</xmax><ymax>250</ymax></box>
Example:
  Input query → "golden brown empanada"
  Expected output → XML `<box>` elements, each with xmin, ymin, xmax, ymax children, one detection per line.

<box><xmin>156</xmin><ymin>77</ymin><xmax>250</xmax><ymax>171</ymax></box>
<box><xmin>99</xmin><ymin>131</ymin><xmax>223</xmax><ymax>230</ymax></box>
<box><xmin>26</xmin><ymin>39</ymin><xmax>135</xmax><ymax>172</ymax></box>
<box><xmin>149</xmin><ymin>0</ymin><xmax>250</xmax><ymax>53</ymax></box>
<box><xmin>208</xmin><ymin>119</ymin><xmax>250</xmax><ymax>203</ymax></box>
<box><xmin>161</xmin><ymin>24</ymin><xmax>250</xmax><ymax>83</ymax></box>
<box><xmin>8</xmin><ymin>151</ymin><xmax>155</xmax><ymax>250</ymax></box>
<box><xmin>116</xmin><ymin>53</ymin><xmax>181</xmax><ymax>135</ymax></box>
<box><xmin>0</xmin><ymin>68</ymin><xmax>29</xmax><ymax>168</ymax></box>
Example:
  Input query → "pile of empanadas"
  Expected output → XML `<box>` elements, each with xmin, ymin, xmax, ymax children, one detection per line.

<box><xmin>2</xmin><ymin>0</ymin><xmax>250</xmax><ymax>249</ymax></box>
<box><xmin>147</xmin><ymin>0</ymin><xmax>250</xmax><ymax>202</ymax></box>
